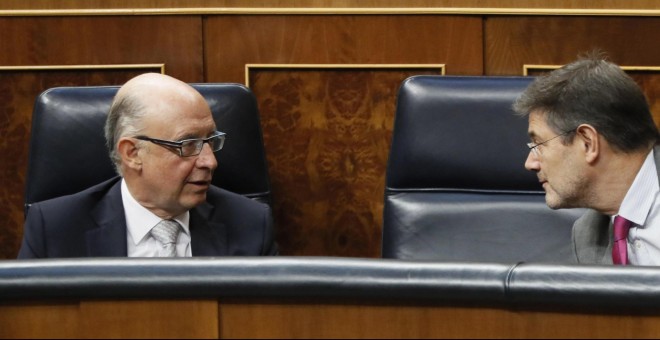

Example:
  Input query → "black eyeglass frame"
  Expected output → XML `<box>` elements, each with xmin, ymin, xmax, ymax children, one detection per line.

<box><xmin>134</xmin><ymin>131</ymin><xmax>226</xmax><ymax>157</ymax></box>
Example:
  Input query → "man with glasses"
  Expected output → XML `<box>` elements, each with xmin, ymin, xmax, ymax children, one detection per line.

<box><xmin>513</xmin><ymin>53</ymin><xmax>659</xmax><ymax>265</ymax></box>
<box><xmin>18</xmin><ymin>73</ymin><xmax>278</xmax><ymax>258</ymax></box>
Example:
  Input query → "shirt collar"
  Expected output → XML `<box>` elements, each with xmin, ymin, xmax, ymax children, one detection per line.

<box><xmin>618</xmin><ymin>149</ymin><xmax>659</xmax><ymax>227</ymax></box>
<box><xmin>121</xmin><ymin>179</ymin><xmax>190</xmax><ymax>245</ymax></box>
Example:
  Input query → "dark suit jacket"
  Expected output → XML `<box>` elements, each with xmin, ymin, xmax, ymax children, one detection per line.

<box><xmin>17</xmin><ymin>177</ymin><xmax>278</xmax><ymax>258</ymax></box>
<box><xmin>572</xmin><ymin>145</ymin><xmax>660</xmax><ymax>264</ymax></box>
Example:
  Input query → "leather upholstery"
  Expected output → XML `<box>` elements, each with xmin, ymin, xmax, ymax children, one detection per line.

<box><xmin>24</xmin><ymin>83</ymin><xmax>271</xmax><ymax>214</ymax></box>
<box><xmin>382</xmin><ymin>76</ymin><xmax>584</xmax><ymax>263</ymax></box>
<box><xmin>3</xmin><ymin>257</ymin><xmax>660</xmax><ymax>310</ymax></box>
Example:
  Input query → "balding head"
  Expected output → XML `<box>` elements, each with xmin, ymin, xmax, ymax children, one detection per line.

<box><xmin>116</xmin><ymin>73</ymin><xmax>202</xmax><ymax>109</ymax></box>
<box><xmin>105</xmin><ymin>73</ymin><xmax>207</xmax><ymax>175</ymax></box>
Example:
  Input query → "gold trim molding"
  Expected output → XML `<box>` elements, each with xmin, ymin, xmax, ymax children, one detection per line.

<box><xmin>0</xmin><ymin>64</ymin><xmax>166</xmax><ymax>73</ymax></box>
<box><xmin>524</xmin><ymin>64</ymin><xmax>660</xmax><ymax>76</ymax></box>
<box><xmin>245</xmin><ymin>64</ymin><xmax>446</xmax><ymax>87</ymax></box>
<box><xmin>1</xmin><ymin>7</ymin><xmax>658</xmax><ymax>17</ymax></box>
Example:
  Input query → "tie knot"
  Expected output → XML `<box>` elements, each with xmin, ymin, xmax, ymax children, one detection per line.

<box><xmin>150</xmin><ymin>219</ymin><xmax>181</xmax><ymax>245</ymax></box>
<box><xmin>613</xmin><ymin>216</ymin><xmax>633</xmax><ymax>241</ymax></box>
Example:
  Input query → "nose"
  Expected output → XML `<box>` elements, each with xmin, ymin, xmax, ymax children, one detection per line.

<box><xmin>196</xmin><ymin>142</ymin><xmax>218</xmax><ymax>171</ymax></box>
<box><xmin>524</xmin><ymin>151</ymin><xmax>540</xmax><ymax>172</ymax></box>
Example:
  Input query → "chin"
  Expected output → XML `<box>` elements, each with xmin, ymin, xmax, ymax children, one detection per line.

<box><xmin>545</xmin><ymin>194</ymin><xmax>579</xmax><ymax>210</ymax></box>
<box><xmin>544</xmin><ymin>194</ymin><xmax>564</xmax><ymax>210</ymax></box>
<box><xmin>183</xmin><ymin>193</ymin><xmax>207</xmax><ymax>209</ymax></box>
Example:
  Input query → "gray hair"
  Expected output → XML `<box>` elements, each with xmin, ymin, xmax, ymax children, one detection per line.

<box><xmin>104</xmin><ymin>92</ymin><xmax>147</xmax><ymax>176</ymax></box>
<box><xmin>513</xmin><ymin>52</ymin><xmax>658</xmax><ymax>152</ymax></box>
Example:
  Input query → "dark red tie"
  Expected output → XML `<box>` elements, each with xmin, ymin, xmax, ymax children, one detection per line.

<box><xmin>612</xmin><ymin>216</ymin><xmax>632</xmax><ymax>265</ymax></box>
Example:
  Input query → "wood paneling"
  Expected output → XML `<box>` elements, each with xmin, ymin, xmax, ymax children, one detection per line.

<box><xmin>0</xmin><ymin>0</ymin><xmax>657</xmax><ymax>10</ymax></box>
<box><xmin>250</xmin><ymin>67</ymin><xmax>442</xmax><ymax>256</ymax></box>
<box><xmin>0</xmin><ymin>16</ymin><xmax>203</xmax><ymax>81</ymax></box>
<box><xmin>219</xmin><ymin>301</ymin><xmax>517</xmax><ymax>338</ymax></box>
<box><xmin>0</xmin><ymin>299</ymin><xmax>219</xmax><ymax>338</ymax></box>
<box><xmin>204</xmin><ymin>15</ymin><xmax>483</xmax><ymax>83</ymax></box>
<box><xmin>218</xmin><ymin>300</ymin><xmax>660</xmax><ymax>338</ymax></box>
<box><xmin>6</xmin><ymin>298</ymin><xmax>660</xmax><ymax>338</ymax></box>
<box><xmin>484</xmin><ymin>16</ymin><xmax>660</xmax><ymax>75</ymax></box>
<box><xmin>632</xmin><ymin>72</ymin><xmax>660</xmax><ymax>125</ymax></box>
<box><xmin>485</xmin><ymin>16</ymin><xmax>660</xmax><ymax>131</ymax></box>
<box><xmin>205</xmin><ymin>15</ymin><xmax>481</xmax><ymax>256</ymax></box>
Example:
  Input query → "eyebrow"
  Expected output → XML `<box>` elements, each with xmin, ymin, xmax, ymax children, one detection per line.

<box><xmin>174</xmin><ymin>130</ymin><xmax>218</xmax><ymax>141</ymax></box>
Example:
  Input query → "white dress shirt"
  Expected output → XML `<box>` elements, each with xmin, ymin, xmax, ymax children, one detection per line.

<box><xmin>616</xmin><ymin>149</ymin><xmax>660</xmax><ymax>266</ymax></box>
<box><xmin>121</xmin><ymin>179</ymin><xmax>192</xmax><ymax>257</ymax></box>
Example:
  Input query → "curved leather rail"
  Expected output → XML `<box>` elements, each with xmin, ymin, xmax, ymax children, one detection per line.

<box><xmin>4</xmin><ymin>257</ymin><xmax>660</xmax><ymax>310</ymax></box>
<box><xmin>509</xmin><ymin>263</ymin><xmax>660</xmax><ymax>308</ymax></box>
<box><xmin>1</xmin><ymin>257</ymin><xmax>509</xmax><ymax>301</ymax></box>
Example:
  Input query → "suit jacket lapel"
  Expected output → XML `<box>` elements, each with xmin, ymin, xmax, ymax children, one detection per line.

<box><xmin>87</xmin><ymin>181</ymin><xmax>128</xmax><ymax>257</ymax></box>
<box><xmin>598</xmin><ymin>216</ymin><xmax>614</xmax><ymax>265</ymax></box>
<box><xmin>190</xmin><ymin>201</ymin><xmax>228</xmax><ymax>256</ymax></box>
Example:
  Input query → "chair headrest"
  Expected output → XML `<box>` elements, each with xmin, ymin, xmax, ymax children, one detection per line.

<box><xmin>386</xmin><ymin>75</ymin><xmax>540</xmax><ymax>193</ymax></box>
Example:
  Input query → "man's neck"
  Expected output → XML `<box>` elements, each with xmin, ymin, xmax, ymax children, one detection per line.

<box><xmin>589</xmin><ymin>147</ymin><xmax>653</xmax><ymax>216</ymax></box>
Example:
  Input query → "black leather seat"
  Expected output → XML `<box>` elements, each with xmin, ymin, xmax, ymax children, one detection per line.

<box><xmin>382</xmin><ymin>75</ymin><xmax>585</xmax><ymax>263</ymax></box>
<box><xmin>24</xmin><ymin>83</ymin><xmax>271</xmax><ymax>214</ymax></box>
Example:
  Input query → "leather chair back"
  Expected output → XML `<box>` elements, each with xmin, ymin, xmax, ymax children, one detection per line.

<box><xmin>382</xmin><ymin>76</ymin><xmax>584</xmax><ymax>263</ymax></box>
<box><xmin>24</xmin><ymin>83</ymin><xmax>271</xmax><ymax>214</ymax></box>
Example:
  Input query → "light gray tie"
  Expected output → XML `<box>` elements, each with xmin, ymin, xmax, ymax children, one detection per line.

<box><xmin>150</xmin><ymin>219</ymin><xmax>181</xmax><ymax>257</ymax></box>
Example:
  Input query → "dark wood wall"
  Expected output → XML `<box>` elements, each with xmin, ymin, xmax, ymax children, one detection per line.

<box><xmin>1</xmin><ymin>6</ymin><xmax>658</xmax><ymax>259</ymax></box>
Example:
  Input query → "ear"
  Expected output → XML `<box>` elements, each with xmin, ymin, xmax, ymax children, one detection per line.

<box><xmin>574</xmin><ymin>124</ymin><xmax>600</xmax><ymax>164</ymax></box>
<box><xmin>117</xmin><ymin>137</ymin><xmax>143</xmax><ymax>171</ymax></box>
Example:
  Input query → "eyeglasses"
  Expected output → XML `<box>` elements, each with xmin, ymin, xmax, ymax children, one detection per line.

<box><xmin>134</xmin><ymin>131</ymin><xmax>226</xmax><ymax>157</ymax></box>
<box><xmin>527</xmin><ymin>129</ymin><xmax>573</xmax><ymax>157</ymax></box>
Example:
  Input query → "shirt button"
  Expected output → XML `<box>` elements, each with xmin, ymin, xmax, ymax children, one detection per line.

<box><xmin>634</xmin><ymin>240</ymin><xmax>643</xmax><ymax>249</ymax></box>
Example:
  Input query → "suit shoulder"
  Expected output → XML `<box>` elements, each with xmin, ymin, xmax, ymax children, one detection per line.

<box><xmin>572</xmin><ymin>209</ymin><xmax>611</xmax><ymax>262</ymax></box>
<box><xmin>29</xmin><ymin>177</ymin><xmax>121</xmax><ymax>212</ymax></box>
<box><xmin>573</xmin><ymin>209</ymin><xmax>608</xmax><ymax>235</ymax></box>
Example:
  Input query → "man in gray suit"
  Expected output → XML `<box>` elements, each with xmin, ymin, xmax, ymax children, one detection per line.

<box><xmin>513</xmin><ymin>53</ymin><xmax>659</xmax><ymax>265</ymax></box>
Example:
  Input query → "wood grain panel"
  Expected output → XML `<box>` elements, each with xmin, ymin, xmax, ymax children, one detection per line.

<box><xmin>484</xmin><ymin>16</ymin><xmax>660</xmax><ymax>76</ymax></box>
<box><xmin>633</xmin><ymin>71</ymin><xmax>660</xmax><ymax>125</ymax></box>
<box><xmin>0</xmin><ymin>68</ymin><xmax>161</xmax><ymax>260</ymax></box>
<box><xmin>218</xmin><ymin>300</ymin><xmax>660</xmax><ymax>338</ymax></box>
<box><xmin>204</xmin><ymin>15</ymin><xmax>483</xmax><ymax>83</ymax></box>
<box><xmin>0</xmin><ymin>299</ymin><xmax>219</xmax><ymax>338</ymax></box>
<box><xmin>79</xmin><ymin>300</ymin><xmax>218</xmax><ymax>338</ymax></box>
<box><xmin>219</xmin><ymin>301</ymin><xmax>515</xmax><ymax>338</ymax></box>
<box><xmin>0</xmin><ymin>301</ymin><xmax>81</xmax><ymax>338</ymax></box>
<box><xmin>250</xmin><ymin>67</ymin><xmax>442</xmax><ymax>257</ymax></box>
<box><xmin>0</xmin><ymin>16</ymin><xmax>203</xmax><ymax>81</ymax></box>
<box><xmin>205</xmin><ymin>15</ymin><xmax>481</xmax><ymax>257</ymax></box>
<box><xmin>6</xmin><ymin>298</ymin><xmax>660</xmax><ymax>338</ymax></box>
<box><xmin>0</xmin><ymin>0</ymin><xmax>658</xmax><ymax>10</ymax></box>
